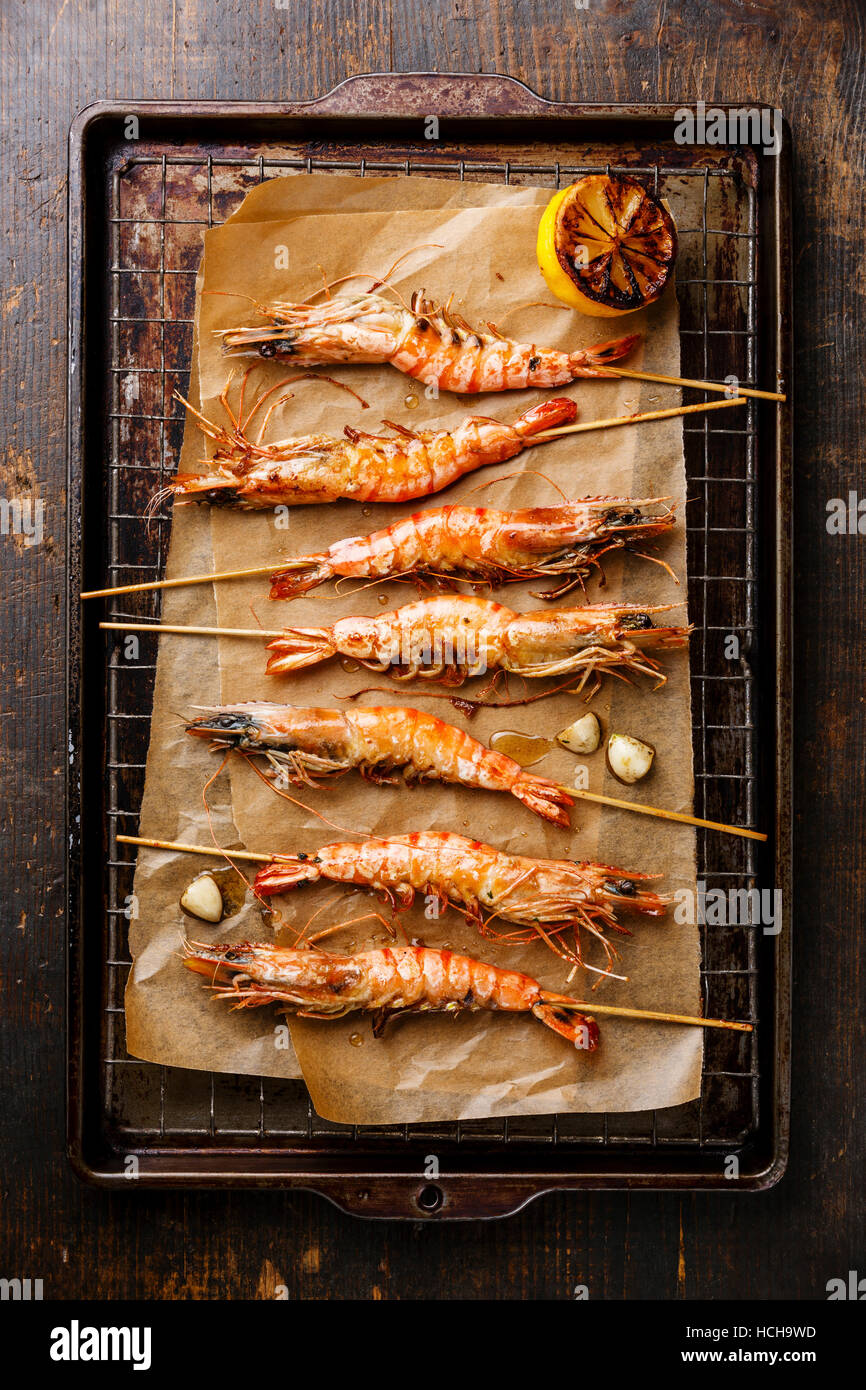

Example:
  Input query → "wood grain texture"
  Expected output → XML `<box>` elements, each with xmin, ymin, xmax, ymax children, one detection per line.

<box><xmin>1</xmin><ymin>0</ymin><xmax>863</xmax><ymax>1299</ymax></box>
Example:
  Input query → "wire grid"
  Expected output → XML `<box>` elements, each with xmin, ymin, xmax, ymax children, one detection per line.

<box><xmin>104</xmin><ymin>152</ymin><xmax>760</xmax><ymax>1149</ymax></box>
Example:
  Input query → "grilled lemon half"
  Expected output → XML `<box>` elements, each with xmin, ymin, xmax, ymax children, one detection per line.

<box><xmin>537</xmin><ymin>175</ymin><xmax>677</xmax><ymax>317</ymax></box>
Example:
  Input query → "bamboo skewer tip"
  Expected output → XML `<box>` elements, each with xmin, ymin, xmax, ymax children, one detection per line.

<box><xmin>570</xmin><ymin>1001</ymin><xmax>752</xmax><ymax>1033</ymax></box>
<box><xmin>80</xmin><ymin>562</ymin><xmax>285</xmax><ymax>600</ymax></box>
<box><xmin>99</xmin><ymin>621</ymin><xmax>285</xmax><ymax>638</ymax></box>
<box><xmin>532</xmin><ymin>393</ymin><xmax>746</xmax><ymax>442</ymax></box>
<box><xmin>607</xmin><ymin>365</ymin><xmax>787</xmax><ymax>403</ymax></box>
<box><xmin>558</xmin><ymin>784</ymin><xmax>767</xmax><ymax>843</ymax></box>
<box><xmin>116</xmin><ymin>833</ymin><xmax>279</xmax><ymax>864</ymax></box>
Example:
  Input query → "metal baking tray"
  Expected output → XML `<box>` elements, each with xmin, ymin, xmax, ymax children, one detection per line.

<box><xmin>67</xmin><ymin>74</ymin><xmax>792</xmax><ymax>1215</ymax></box>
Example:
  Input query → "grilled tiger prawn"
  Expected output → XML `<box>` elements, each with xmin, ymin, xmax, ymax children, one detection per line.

<box><xmin>183</xmin><ymin>941</ymin><xmax>600</xmax><ymax>1048</ymax></box>
<box><xmin>168</xmin><ymin>393</ymin><xmax>577</xmax><ymax>507</ymax></box>
<box><xmin>269</xmin><ymin>497</ymin><xmax>676</xmax><ymax>601</ymax></box>
<box><xmin>217</xmin><ymin>287</ymin><xmax>640</xmax><ymax>393</ymax></box>
<box><xmin>265</xmin><ymin>593</ymin><xmax>690</xmax><ymax>691</ymax></box>
<box><xmin>253</xmin><ymin>831</ymin><xmax>668</xmax><ymax>974</ymax></box>
<box><xmin>186</xmin><ymin>702</ymin><xmax>574</xmax><ymax>827</ymax></box>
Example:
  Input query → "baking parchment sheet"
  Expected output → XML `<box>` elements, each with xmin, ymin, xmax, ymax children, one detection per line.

<box><xmin>126</xmin><ymin>173</ymin><xmax>701</xmax><ymax>1122</ymax></box>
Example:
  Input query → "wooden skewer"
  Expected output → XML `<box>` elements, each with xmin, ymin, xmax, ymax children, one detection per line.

<box><xmin>82</xmin><ymin>397</ymin><xmax>744</xmax><ymax>601</ymax></box>
<box><xmin>606</xmin><ymin>366</ymin><xmax>786</xmax><ymax>403</ymax></box>
<box><xmin>117</xmin><ymin>836</ymin><xmax>750</xmax><ymax>1034</ymax></box>
<box><xmin>557</xmin><ymin>785</ymin><xmax>767</xmax><ymax>843</ymax></box>
<box><xmin>117</xmin><ymin>833</ymin><xmax>279</xmax><ymax>863</ymax></box>
<box><xmin>562</xmin><ymin>1001</ymin><xmax>752</xmax><ymax>1033</ymax></box>
<box><xmin>81</xmin><ymin>562</ymin><xmax>305</xmax><ymax>601</ymax></box>
<box><xmin>533</xmin><ymin>394</ymin><xmax>745</xmax><ymax>440</ymax></box>
<box><xmin>99</xmin><ymin>621</ymin><xmax>284</xmax><ymax>638</ymax></box>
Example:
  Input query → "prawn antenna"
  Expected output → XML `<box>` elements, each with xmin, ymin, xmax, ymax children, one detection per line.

<box><xmin>240</xmin><ymin>750</ymin><xmax>371</xmax><ymax>838</ymax></box>
<box><xmin>302</xmin><ymin>246</ymin><xmax>444</xmax><ymax>313</ymax></box>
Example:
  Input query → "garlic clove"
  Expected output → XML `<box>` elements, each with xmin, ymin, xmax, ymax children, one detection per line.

<box><xmin>180</xmin><ymin>872</ymin><xmax>224</xmax><ymax>923</ymax></box>
<box><xmin>556</xmin><ymin>712</ymin><xmax>601</xmax><ymax>755</ymax></box>
<box><xmin>606</xmin><ymin>733</ymin><xmax>655</xmax><ymax>784</ymax></box>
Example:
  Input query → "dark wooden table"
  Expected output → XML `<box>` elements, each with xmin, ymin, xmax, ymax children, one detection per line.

<box><xmin>2</xmin><ymin>0</ymin><xmax>862</xmax><ymax>1300</ymax></box>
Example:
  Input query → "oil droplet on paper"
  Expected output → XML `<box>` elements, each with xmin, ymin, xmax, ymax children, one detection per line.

<box><xmin>349</xmin><ymin>1032</ymin><xmax>363</xmax><ymax>1047</ymax></box>
<box><xmin>260</xmin><ymin>904</ymin><xmax>282</xmax><ymax>932</ymax></box>
<box><xmin>404</xmin><ymin>393</ymin><xmax>419</xmax><ymax>409</ymax></box>
<box><xmin>490</xmin><ymin>730</ymin><xmax>553</xmax><ymax>767</ymax></box>
<box><xmin>340</xmin><ymin>658</ymin><xmax>360</xmax><ymax>673</ymax></box>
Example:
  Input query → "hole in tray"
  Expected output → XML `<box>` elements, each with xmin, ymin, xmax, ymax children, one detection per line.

<box><xmin>415</xmin><ymin>1184</ymin><xmax>444</xmax><ymax>1214</ymax></box>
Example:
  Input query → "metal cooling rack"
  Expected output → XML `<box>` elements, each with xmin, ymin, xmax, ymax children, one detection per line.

<box><xmin>100</xmin><ymin>151</ymin><xmax>760</xmax><ymax>1154</ymax></box>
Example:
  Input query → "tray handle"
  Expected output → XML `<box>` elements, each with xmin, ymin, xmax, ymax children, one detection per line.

<box><xmin>298</xmin><ymin>71</ymin><xmax>558</xmax><ymax>119</ymax></box>
<box><xmin>317</xmin><ymin>1176</ymin><xmax>543</xmax><ymax>1221</ymax></box>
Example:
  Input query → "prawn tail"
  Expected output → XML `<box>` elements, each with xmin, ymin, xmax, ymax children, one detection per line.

<box><xmin>514</xmin><ymin>396</ymin><xmax>579</xmax><ymax>439</ymax></box>
<box><xmin>265</xmin><ymin>626</ymin><xmax>336</xmax><ymax>673</ymax></box>
<box><xmin>569</xmin><ymin>331</ymin><xmax>641</xmax><ymax>376</ymax></box>
<box><xmin>268</xmin><ymin>557</ymin><xmax>333</xmax><ymax>600</ymax></box>
<box><xmin>532</xmin><ymin>1000</ymin><xmax>600</xmax><ymax>1051</ymax></box>
<box><xmin>511</xmin><ymin>775</ymin><xmax>574</xmax><ymax>828</ymax></box>
<box><xmin>252</xmin><ymin>859</ymin><xmax>319</xmax><ymax>895</ymax></box>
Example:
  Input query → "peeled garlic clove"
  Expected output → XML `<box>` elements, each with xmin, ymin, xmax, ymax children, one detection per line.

<box><xmin>556</xmin><ymin>712</ymin><xmax>601</xmax><ymax>755</ymax></box>
<box><xmin>606</xmin><ymin>733</ymin><xmax>655</xmax><ymax>785</ymax></box>
<box><xmin>180</xmin><ymin>872</ymin><xmax>224</xmax><ymax>923</ymax></box>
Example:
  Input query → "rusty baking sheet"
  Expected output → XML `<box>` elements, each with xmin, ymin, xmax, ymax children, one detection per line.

<box><xmin>67</xmin><ymin>75</ymin><xmax>792</xmax><ymax>1215</ymax></box>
